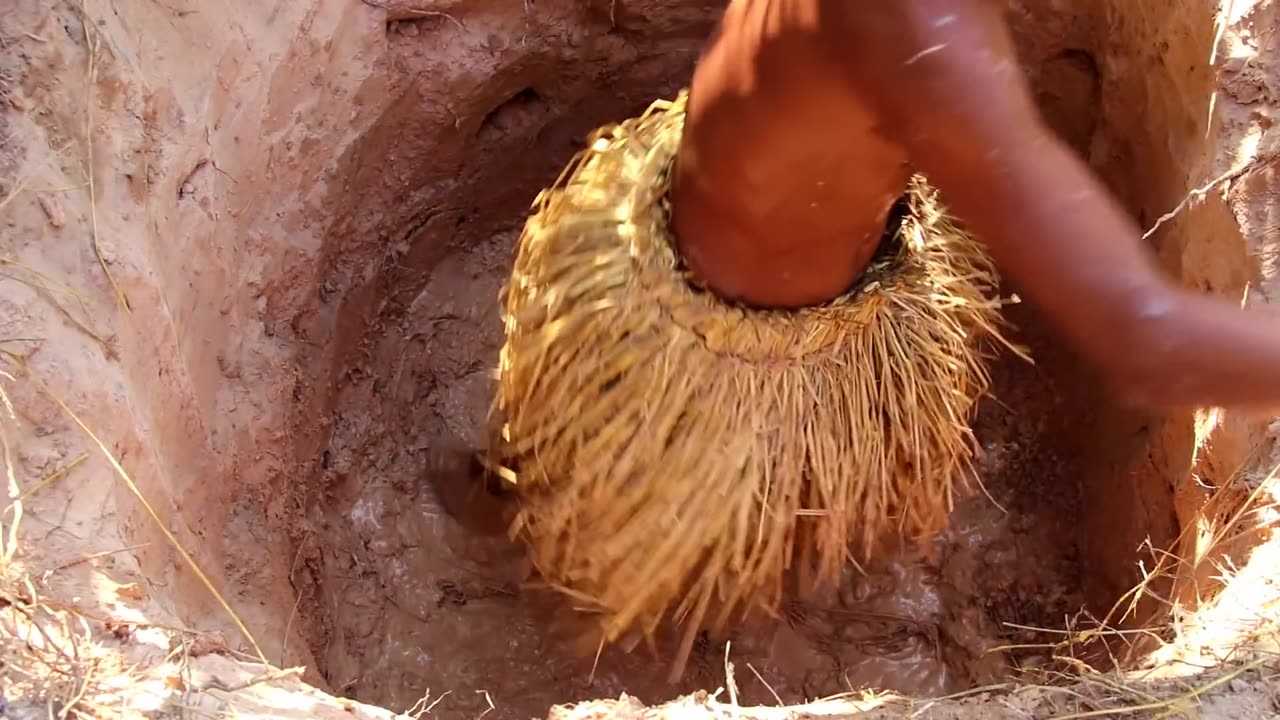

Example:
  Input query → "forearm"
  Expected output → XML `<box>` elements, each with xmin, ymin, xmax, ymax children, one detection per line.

<box><xmin>1127</xmin><ymin>292</ymin><xmax>1280</xmax><ymax>412</ymax></box>
<box><xmin>808</xmin><ymin>0</ymin><xmax>1280</xmax><ymax>412</ymax></box>
<box><xmin>919</xmin><ymin>128</ymin><xmax>1280</xmax><ymax>412</ymax></box>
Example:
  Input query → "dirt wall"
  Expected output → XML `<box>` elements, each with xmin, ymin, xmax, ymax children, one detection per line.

<box><xmin>3</xmin><ymin>0</ymin><xmax>725</xmax><ymax>697</ymax></box>
<box><xmin>0</xmin><ymin>0</ymin><xmax>1277</xmax><ymax>718</ymax></box>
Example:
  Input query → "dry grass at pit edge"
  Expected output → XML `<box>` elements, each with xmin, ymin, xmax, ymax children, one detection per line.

<box><xmin>0</xmin><ymin>356</ymin><xmax>329</xmax><ymax>718</ymax></box>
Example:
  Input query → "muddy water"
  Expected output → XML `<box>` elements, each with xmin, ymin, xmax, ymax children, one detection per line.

<box><xmin>294</xmin><ymin>226</ymin><xmax>1087</xmax><ymax>718</ymax></box>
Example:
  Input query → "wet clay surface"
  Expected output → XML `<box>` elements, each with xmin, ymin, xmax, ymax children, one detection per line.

<box><xmin>291</xmin><ymin>223</ymin><xmax>1091</xmax><ymax>717</ymax></box>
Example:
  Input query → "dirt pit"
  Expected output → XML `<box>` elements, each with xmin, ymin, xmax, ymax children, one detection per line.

<box><xmin>1</xmin><ymin>0</ymin><xmax>1279</xmax><ymax>719</ymax></box>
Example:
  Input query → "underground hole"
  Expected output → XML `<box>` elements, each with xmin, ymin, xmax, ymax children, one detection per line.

<box><xmin>478</xmin><ymin>87</ymin><xmax>549</xmax><ymax>141</ymax></box>
<box><xmin>276</xmin><ymin>9</ymin><xmax>1189</xmax><ymax>717</ymax></box>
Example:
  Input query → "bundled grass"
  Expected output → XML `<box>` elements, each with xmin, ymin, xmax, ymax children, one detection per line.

<box><xmin>495</xmin><ymin>90</ymin><xmax>1024</xmax><ymax>677</ymax></box>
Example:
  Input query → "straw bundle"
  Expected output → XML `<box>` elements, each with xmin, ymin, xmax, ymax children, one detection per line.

<box><xmin>492</xmin><ymin>91</ymin><xmax>1024</xmax><ymax>673</ymax></box>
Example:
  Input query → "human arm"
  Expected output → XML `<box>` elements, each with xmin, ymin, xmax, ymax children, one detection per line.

<box><xmin>819</xmin><ymin>0</ymin><xmax>1280</xmax><ymax>412</ymax></box>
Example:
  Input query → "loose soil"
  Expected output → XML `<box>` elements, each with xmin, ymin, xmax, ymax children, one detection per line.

<box><xmin>0</xmin><ymin>0</ymin><xmax>1277</xmax><ymax>719</ymax></box>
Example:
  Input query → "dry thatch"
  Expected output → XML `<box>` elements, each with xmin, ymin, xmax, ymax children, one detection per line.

<box><xmin>493</xmin><ymin>90</ymin><xmax>1026</xmax><ymax>676</ymax></box>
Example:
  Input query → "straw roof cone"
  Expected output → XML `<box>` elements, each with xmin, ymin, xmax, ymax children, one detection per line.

<box><xmin>491</xmin><ymin>90</ymin><xmax>1028</xmax><ymax>675</ymax></box>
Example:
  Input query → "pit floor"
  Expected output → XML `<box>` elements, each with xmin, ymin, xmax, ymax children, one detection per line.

<box><xmin>288</xmin><ymin>225</ymin><xmax>1094</xmax><ymax>719</ymax></box>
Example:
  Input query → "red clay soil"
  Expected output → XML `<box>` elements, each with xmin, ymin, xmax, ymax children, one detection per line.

<box><xmin>0</xmin><ymin>0</ymin><xmax>1276</xmax><ymax>719</ymax></box>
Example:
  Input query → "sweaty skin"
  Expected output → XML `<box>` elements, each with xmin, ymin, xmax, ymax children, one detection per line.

<box><xmin>671</xmin><ymin>0</ymin><xmax>1280</xmax><ymax>412</ymax></box>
